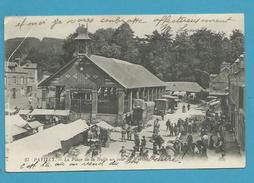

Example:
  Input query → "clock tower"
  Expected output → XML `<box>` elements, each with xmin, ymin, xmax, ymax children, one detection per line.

<box><xmin>74</xmin><ymin>24</ymin><xmax>91</xmax><ymax>56</ymax></box>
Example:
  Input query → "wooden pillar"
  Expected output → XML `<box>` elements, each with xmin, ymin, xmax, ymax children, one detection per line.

<box><xmin>107</xmin><ymin>87</ymin><xmax>111</xmax><ymax>96</ymax></box>
<box><xmin>162</xmin><ymin>87</ymin><xmax>165</xmax><ymax>96</ymax></box>
<box><xmin>117</xmin><ymin>88</ymin><xmax>125</xmax><ymax>115</ymax></box>
<box><xmin>101</xmin><ymin>87</ymin><xmax>105</xmax><ymax>98</ymax></box>
<box><xmin>147</xmin><ymin>88</ymin><xmax>150</xmax><ymax>101</ymax></box>
<box><xmin>136</xmin><ymin>89</ymin><xmax>140</xmax><ymax>99</ymax></box>
<box><xmin>41</xmin><ymin>88</ymin><xmax>47</xmax><ymax>109</ymax></box>
<box><xmin>91</xmin><ymin>90</ymin><xmax>98</xmax><ymax>118</ymax></box>
<box><xmin>55</xmin><ymin>86</ymin><xmax>61</xmax><ymax>109</ymax></box>
<box><xmin>116</xmin><ymin>88</ymin><xmax>125</xmax><ymax>125</ymax></box>
<box><xmin>142</xmin><ymin>88</ymin><xmax>145</xmax><ymax>99</ymax></box>
<box><xmin>151</xmin><ymin>88</ymin><xmax>154</xmax><ymax>101</ymax></box>
<box><xmin>129</xmin><ymin>90</ymin><xmax>133</xmax><ymax>112</ymax></box>
<box><xmin>65</xmin><ymin>89</ymin><xmax>71</xmax><ymax>110</ymax></box>
<box><xmin>155</xmin><ymin>88</ymin><xmax>158</xmax><ymax>99</ymax></box>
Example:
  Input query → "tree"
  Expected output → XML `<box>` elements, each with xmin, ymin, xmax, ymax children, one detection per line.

<box><xmin>190</xmin><ymin>29</ymin><xmax>226</xmax><ymax>74</ymax></box>
<box><xmin>62</xmin><ymin>32</ymin><xmax>78</xmax><ymax>63</ymax></box>
<box><xmin>91</xmin><ymin>28</ymin><xmax>121</xmax><ymax>58</ymax></box>
<box><xmin>112</xmin><ymin>23</ymin><xmax>139</xmax><ymax>63</ymax></box>
<box><xmin>26</xmin><ymin>48</ymin><xmax>64</xmax><ymax>73</ymax></box>
<box><xmin>5</xmin><ymin>23</ymin><xmax>244</xmax><ymax>85</ymax></box>
<box><xmin>140</xmin><ymin>29</ymin><xmax>174</xmax><ymax>80</ymax></box>
<box><xmin>228</xmin><ymin>29</ymin><xmax>244</xmax><ymax>63</ymax></box>
<box><xmin>172</xmin><ymin>31</ymin><xmax>195</xmax><ymax>81</ymax></box>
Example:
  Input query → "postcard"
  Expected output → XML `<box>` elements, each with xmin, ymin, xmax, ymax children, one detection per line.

<box><xmin>4</xmin><ymin>14</ymin><xmax>245</xmax><ymax>172</ymax></box>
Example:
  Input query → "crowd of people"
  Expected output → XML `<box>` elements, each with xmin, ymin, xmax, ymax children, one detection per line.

<box><xmin>85</xmin><ymin>124</ymin><xmax>111</xmax><ymax>158</ymax></box>
<box><xmin>165</xmin><ymin>118</ymin><xmax>198</xmax><ymax>137</ymax></box>
<box><xmin>83</xmin><ymin>100</ymin><xmax>229</xmax><ymax>162</ymax></box>
<box><xmin>170</xmin><ymin>108</ymin><xmax>227</xmax><ymax>160</ymax></box>
<box><xmin>121</xmin><ymin>123</ymin><xmax>136</xmax><ymax>142</ymax></box>
<box><xmin>118</xmin><ymin>105</ymin><xmax>228</xmax><ymax>162</ymax></box>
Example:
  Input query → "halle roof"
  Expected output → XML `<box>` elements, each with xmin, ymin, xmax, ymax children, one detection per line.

<box><xmin>165</xmin><ymin>81</ymin><xmax>204</xmax><ymax>93</ymax></box>
<box><xmin>90</xmin><ymin>55</ymin><xmax>166</xmax><ymax>89</ymax></box>
<box><xmin>39</xmin><ymin>54</ymin><xmax>166</xmax><ymax>89</ymax></box>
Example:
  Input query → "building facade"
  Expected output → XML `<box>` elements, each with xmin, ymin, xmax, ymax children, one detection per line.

<box><xmin>5</xmin><ymin>62</ymin><xmax>39</xmax><ymax>108</ymax></box>
<box><xmin>209</xmin><ymin>67</ymin><xmax>230</xmax><ymax>94</ymax></box>
<box><xmin>228</xmin><ymin>54</ymin><xmax>245</xmax><ymax>153</ymax></box>
<box><xmin>38</xmin><ymin>25</ymin><xmax>166</xmax><ymax>126</ymax></box>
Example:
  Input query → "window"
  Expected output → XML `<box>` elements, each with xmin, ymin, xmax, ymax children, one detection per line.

<box><xmin>12</xmin><ymin>88</ymin><xmax>16</xmax><ymax>99</ymax></box>
<box><xmin>13</xmin><ymin>76</ymin><xmax>16</xmax><ymax>83</ymax></box>
<box><xmin>20</xmin><ymin>77</ymin><xmax>24</xmax><ymax>84</ymax></box>
<box><xmin>27</xmin><ymin>77</ymin><xmax>34</xmax><ymax>83</ymax></box>
<box><xmin>86</xmin><ymin>93</ymin><xmax>91</xmax><ymax>100</ymax></box>
<box><xmin>20</xmin><ymin>88</ymin><xmax>25</xmax><ymax>96</ymax></box>
<box><xmin>42</xmin><ymin>90</ymin><xmax>46</xmax><ymax>99</ymax></box>
<box><xmin>26</xmin><ymin>86</ymin><xmax>32</xmax><ymax>95</ymax></box>
<box><xmin>239</xmin><ymin>86</ymin><xmax>244</xmax><ymax>109</ymax></box>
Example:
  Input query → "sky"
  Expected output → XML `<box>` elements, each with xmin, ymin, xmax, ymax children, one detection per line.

<box><xmin>4</xmin><ymin>14</ymin><xmax>244</xmax><ymax>40</ymax></box>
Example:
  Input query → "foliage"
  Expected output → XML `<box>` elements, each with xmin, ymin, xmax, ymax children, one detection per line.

<box><xmin>5</xmin><ymin>23</ymin><xmax>244</xmax><ymax>88</ymax></box>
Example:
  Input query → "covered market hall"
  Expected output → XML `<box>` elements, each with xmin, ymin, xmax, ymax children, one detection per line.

<box><xmin>38</xmin><ymin>25</ymin><xmax>166</xmax><ymax>126</ymax></box>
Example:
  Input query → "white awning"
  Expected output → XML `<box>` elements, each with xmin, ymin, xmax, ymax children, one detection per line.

<box><xmin>95</xmin><ymin>121</ymin><xmax>114</xmax><ymax>130</ymax></box>
<box><xmin>10</xmin><ymin>125</ymin><xmax>28</xmax><ymax>136</ymax></box>
<box><xmin>207</xmin><ymin>96</ymin><xmax>218</xmax><ymax>99</ymax></box>
<box><xmin>210</xmin><ymin>101</ymin><xmax>220</xmax><ymax>106</ymax></box>
<box><xmin>209</xmin><ymin>91</ymin><xmax>229</xmax><ymax>96</ymax></box>
<box><xmin>30</xmin><ymin>109</ymin><xmax>70</xmax><ymax>116</ymax></box>
<box><xmin>27</xmin><ymin>121</ymin><xmax>44</xmax><ymax>129</ymax></box>
<box><xmin>53</xmin><ymin>110</ymin><xmax>70</xmax><ymax>116</ymax></box>
<box><xmin>18</xmin><ymin>110</ymin><xmax>31</xmax><ymax>115</ymax></box>
<box><xmin>5</xmin><ymin>108</ymin><xmax>16</xmax><ymax>114</ymax></box>
<box><xmin>30</xmin><ymin>109</ymin><xmax>54</xmax><ymax>115</ymax></box>
<box><xmin>162</xmin><ymin>95</ymin><xmax>179</xmax><ymax>99</ymax></box>
<box><xmin>8</xmin><ymin>119</ymin><xmax>89</xmax><ymax>157</ymax></box>
<box><xmin>8</xmin><ymin>125</ymin><xmax>63</xmax><ymax>157</ymax></box>
<box><xmin>173</xmin><ymin>91</ymin><xmax>186</xmax><ymax>96</ymax></box>
<box><xmin>5</xmin><ymin>115</ymin><xmax>28</xmax><ymax>127</ymax></box>
<box><xmin>59</xmin><ymin>119</ymin><xmax>89</xmax><ymax>141</ymax></box>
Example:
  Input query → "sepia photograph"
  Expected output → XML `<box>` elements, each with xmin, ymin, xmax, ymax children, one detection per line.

<box><xmin>4</xmin><ymin>14</ymin><xmax>245</xmax><ymax>172</ymax></box>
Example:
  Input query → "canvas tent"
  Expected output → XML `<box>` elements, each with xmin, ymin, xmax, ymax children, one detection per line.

<box><xmin>8</xmin><ymin>119</ymin><xmax>89</xmax><ymax>157</ymax></box>
<box><xmin>26</xmin><ymin>121</ymin><xmax>44</xmax><ymax>132</ymax></box>
<box><xmin>6</xmin><ymin>114</ymin><xmax>28</xmax><ymax>127</ymax></box>
<box><xmin>95</xmin><ymin>121</ymin><xmax>114</xmax><ymax>130</ymax></box>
